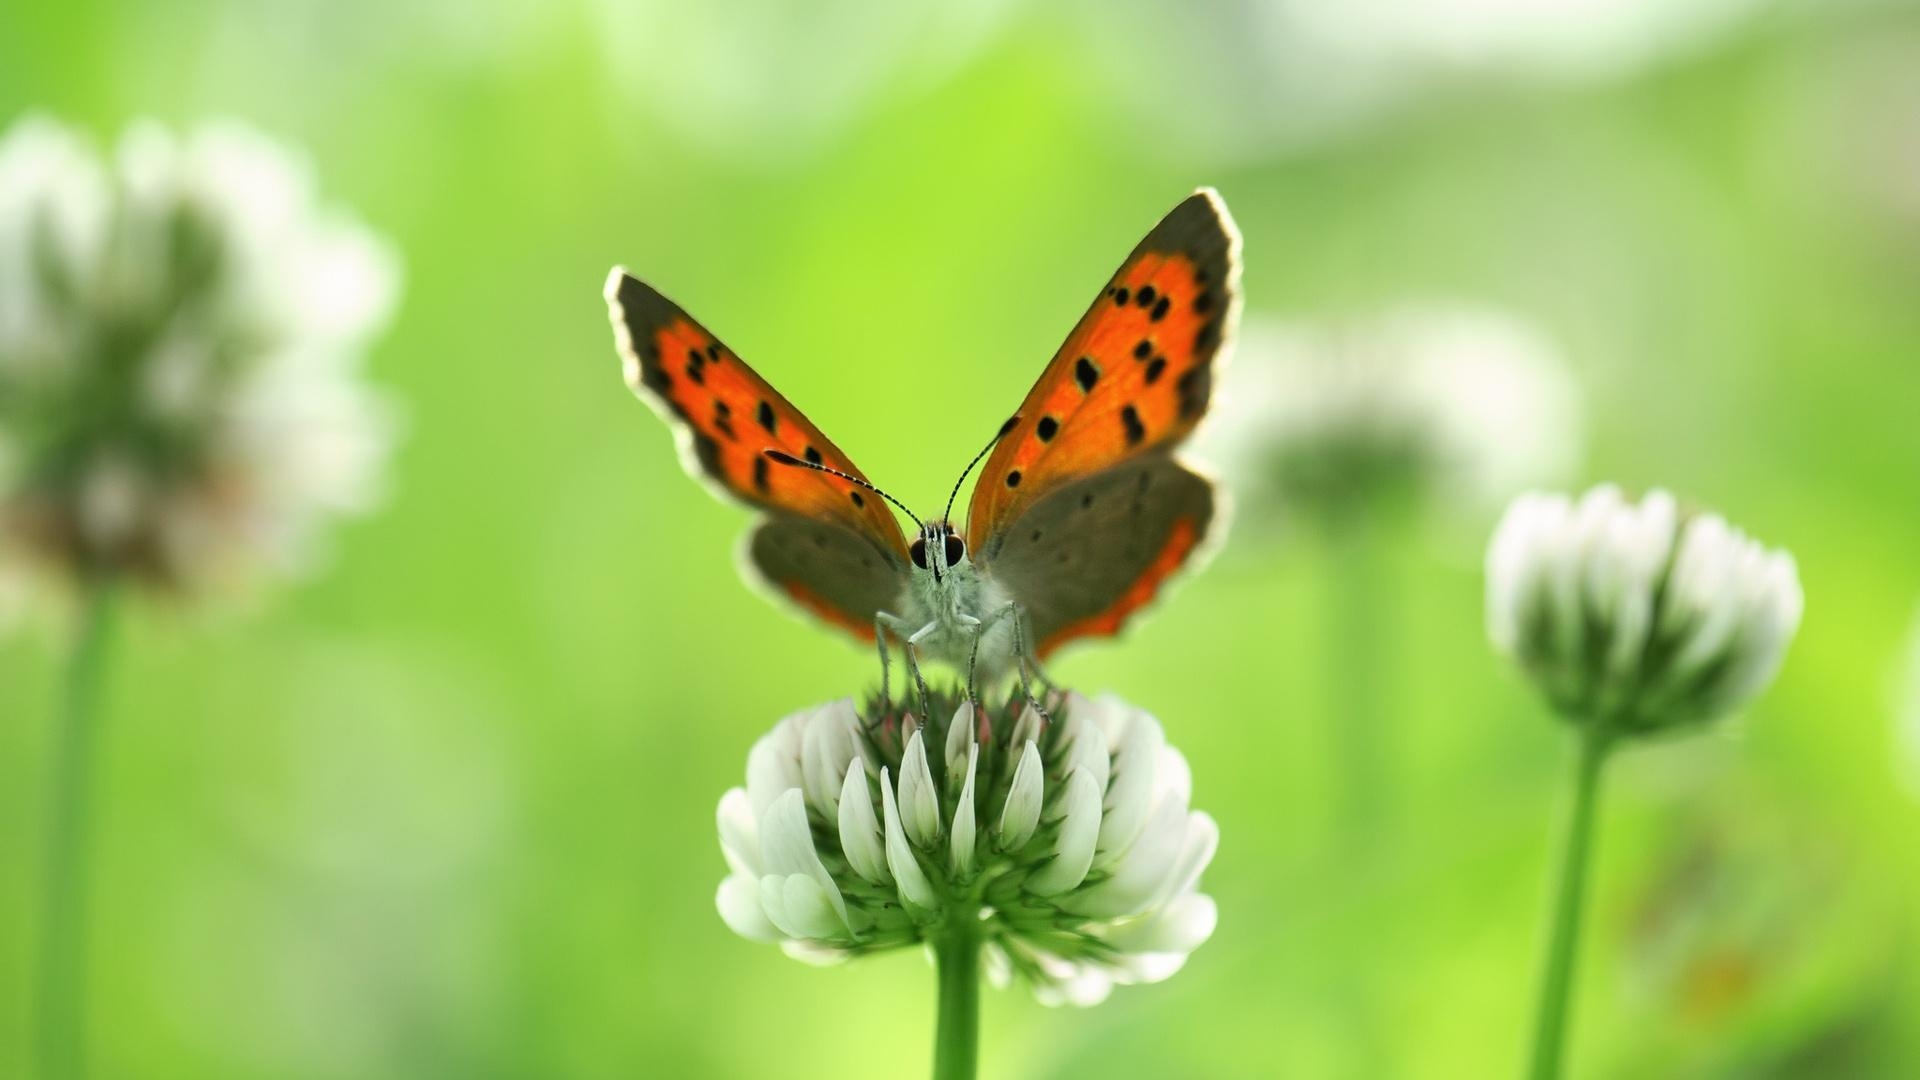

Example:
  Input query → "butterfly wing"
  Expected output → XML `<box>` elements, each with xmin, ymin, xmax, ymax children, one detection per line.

<box><xmin>744</xmin><ymin>513</ymin><xmax>907</xmax><ymax>642</ymax></box>
<box><xmin>968</xmin><ymin>190</ymin><xmax>1239</xmax><ymax>655</ymax></box>
<box><xmin>980</xmin><ymin>455</ymin><xmax>1216</xmax><ymax>657</ymax></box>
<box><xmin>605</xmin><ymin>268</ymin><xmax>908</xmax><ymax>640</ymax></box>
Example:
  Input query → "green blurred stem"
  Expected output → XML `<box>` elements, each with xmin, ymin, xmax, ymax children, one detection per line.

<box><xmin>932</xmin><ymin>921</ymin><xmax>980</xmax><ymax>1080</ymax></box>
<box><xmin>1327</xmin><ymin>509</ymin><xmax>1387</xmax><ymax>839</ymax></box>
<box><xmin>1526</xmin><ymin>725</ymin><xmax>1613</xmax><ymax>1080</ymax></box>
<box><xmin>35</xmin><ymin>579</ymin><xmax>119</xmax><ymax>1080</ymax></box>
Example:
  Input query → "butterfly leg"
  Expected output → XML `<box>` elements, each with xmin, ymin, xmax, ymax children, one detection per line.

<box><xmin>1010</xmin><ymin>604</ymin><xmax>1060</xmax><ymax>700</ymax></box>
<box><xmin>877</xmin><ymin>611</ymin><xmax>934</xmax><ymax>719</ymax></box>
<box><xmin>970</xmin><ymin>601</ymin><xmax>1052</xmax><ymax>719</ymax></box>
<box><xmin>902</xmin><ymin>621</ymin><xmax>942</xmax><ymax>720</ymax></box>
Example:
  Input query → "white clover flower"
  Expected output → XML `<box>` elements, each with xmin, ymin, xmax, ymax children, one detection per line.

<box><xmin>715</xmin><ymin>689</ymin><xmax>1218</xmax><ymax>1007</ymax></box>
<box><xmin>1200</xmin><ymin>309</ymin><xmax>1582</xmax><ymax>531</ymax></box>
<box><xmin>1487</xmin><ymin>485</ymin><xmax>1803</xmax><ymax>736</ymax></box>
<box><xmin>0</xmin><ymin>115</ymin><xmax>399</xmax><ymax>604</ymax></box>
<box><xmin>1079</xmin><ymin>0</ymin><xmax>1768</xmax><ymax>162</ymax></box>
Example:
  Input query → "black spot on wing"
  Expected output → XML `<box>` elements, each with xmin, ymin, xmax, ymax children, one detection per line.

<box><xmin>1036</xmin><ymin>415</ymin><xmax>1059</xmax><ymax>442</ymax></box>
<box><xmin>756</xmin><ymin>400</ymin><xmax>777</xmax><ymax>435</ymax></box>
<box><xmin>1121</xmin><ymin>405</ymin><xmax>1146</xmax><ymax>446</ymax></box>
<box><xmin>1075</xmin><ymin>356</ymin><xmax>1100</xmax><ymax>392</ymax></box>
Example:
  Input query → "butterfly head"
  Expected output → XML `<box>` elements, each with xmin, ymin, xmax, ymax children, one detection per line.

<box><xmin>909</xmin><ymin>521</ymin><xmax>968</xmax><ymax>582</ymax></box>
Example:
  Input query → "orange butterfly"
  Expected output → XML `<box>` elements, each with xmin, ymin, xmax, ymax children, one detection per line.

<box><xmin>605</xmin><ymin>190</ymin><xmax>1239</xmax><ymax>706</ymax></box>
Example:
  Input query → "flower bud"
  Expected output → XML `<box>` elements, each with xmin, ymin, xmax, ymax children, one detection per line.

<box><xmin>1487</xmin><ymin>485</ymin><xmax>1803</xmax><ymax>735</ymax></box>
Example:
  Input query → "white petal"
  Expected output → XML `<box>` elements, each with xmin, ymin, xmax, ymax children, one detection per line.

<box><xmin>716</xmin><ymin>874</ymin><xmax>781</xmax><ymax>942</ymax></box>
<box><xmin>1029</xmin><ymin>767</ymin><xmax>1102</xmax><ymax>896</ymax></box>
<box><xmin>950</xmin><ymin>744</ymin><xmax>978</xmax><ymax>875</ymax></box>
<box><xmin>778</xmin><ymin>874</ymin><xmax>848</xmax><ymax>940</ymax></box>
<box><xmin>801</xmin><ymin>699</ymin><xmax>861</xmax><ymax>818</ymax></box>
<box><xmin>757</xmin><ymin>789</ymin><xmax>849</xmax><ymax>929</ymax></box>
<box><xmin>1665</xmin><ymin>514</ymin><xmax>1745</xmax><ymax>675</ymax></box>
<box><xmin>716</xmin><ymin>787</ymin><xmax>760</xmax><ymax>877</ymax></box>
<box><xmin>758</xmin><ymin>874</ymin><xmax>792</xmax><ymax>934</ymax></box>
<box><xmin>1049</xmin><ymin>703</ymin><xmax>1109</xmax><ymax>822</ymax></box>
<box><xmin>1067</xmin><ymin>792</ymin><xmax>1189</xmax><ymax>918</ymax></box>
<box><xmin>1148</xmin><ymin>811</ymin><xmax>1221</xmax><ymax>913</ymax></box>
<box><xmin>881</xmin><ymin>767</ymin><xmax>937</xmax><ymax>910</ymax></box>
<box><xmin>744</xmin><ymin>715</ymin><xmax>805</xmax><ymax>816</ymax></box>
<box><xmin>837</xmin><ymin>760</ymin><xmax>889</xmax><ymax>884</ymax></box>
<box><xmin>1116</xmin><ymin>951</ymin><xmax>1191</xmax><ymax>985</ymax></box>
<box><xmin>945</xmin><ymin>700</ymin><xmax>976</xmax><ymax>778</ymax></box>
<box><xmin>898</xmin><ymin>729</ymin><xmax>942</xmax><ymax>847</ymax></box>
<box><xmin>1486</xmin><ymin>492</ymin><xmax>1563</xmax><ymax>655</ymax></box>
<box><xmin>996</xmin><ymin>740</ymin><xmax>1044</xmax><ymax>851</ymax></box>
<box><xmin>779</xmin><ymin>940</ymin><xmax>849</xmax><ymax>966</ymax></box>
<box><xmin>1103</xmin><ymin>893</ymin><xmax>1218</xmax><ymax>956</ymax></box>
<box><xmin>983</xmin><ymin>943</ymin><xmax>1013</xmax><ymax>990</ymax></box>
<box><xmin>1095</xmin><ymin>704</ymin><xmax>1166</xmax><ymax>867</ymax></box>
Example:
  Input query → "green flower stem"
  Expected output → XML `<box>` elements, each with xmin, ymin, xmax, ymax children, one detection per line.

<box><xmin>35</xmin><ymin>579</ymin><xmax>119</xmax><ymax>1080</ymax></box>
<box><xmin>1526</xmin><ymin>725</ymin><xmax>1613</xmax><ymax>1080</ymax></box>
<box><xmin>932</xmin><ymin>918</ymin><xmax>981</xmax><ymax>1080</ymax></box>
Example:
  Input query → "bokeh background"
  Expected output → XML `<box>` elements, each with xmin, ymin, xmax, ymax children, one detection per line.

<box><xmin>5</xmin><ymin>0</ymin><xmax>1920</xmax><ymax>1076</ymax></box>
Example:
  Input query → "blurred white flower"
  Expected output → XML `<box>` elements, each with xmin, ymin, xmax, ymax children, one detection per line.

<box><xmin>1201</xmin><ymin>308</ymin><xmax>1582</xmax><ymax>531</ymax></box>
<box><xmin>0</xmin><ymin>115</ymin><xmax>399</xmax><ymax>605</ymax></box>
<box><xmin>592</xmin><ymin>0</ymin><xmax>1021</xmax><ymax>164</ymax></box>
<box><xmin>1486</xmin><ymin>485</ymin><xmax>1803</xmax><ymax>735</ymax></box>
<box><xmin>716</xmin><ymin>688</ymin><xmax>1219</xmax><ymax>1007</ymax></box>
<box><xmin>1078</xmin><ymin>0</ymin><xmax>1769</xmax><ymax>160</ymax></box>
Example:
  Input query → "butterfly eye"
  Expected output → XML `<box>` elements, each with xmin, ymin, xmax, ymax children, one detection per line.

<box><xmin>945</xmin><ymin>534</ymin><xmax>966</xmax><ymax>565</ymax></box>
<box><xmin>910</xmin><ymin>538</ymin><xmax>928</xmax><ymax>570</ymax></box>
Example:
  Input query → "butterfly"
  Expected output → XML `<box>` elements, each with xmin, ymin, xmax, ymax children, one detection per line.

<box><xmin>604</xmin><ymin>189</ymin><xmax>1239</xmax><ymax>707</ymax></box>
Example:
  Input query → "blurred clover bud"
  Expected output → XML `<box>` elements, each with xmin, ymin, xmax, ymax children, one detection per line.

<box><xmin>1487</xmin><ymin>485</ymin><xmax>1803</xmax><ymax>737</ymax></box>
<box><xmin>1201</xmin><ymin>309</ymin><xmax>1581</xmax><ymax>531</ymax></box>
<box><xmin>0</xmin><ymin>114</ymin><xmax>399</xmax><ymax>606</ymax></box>
<box><xmin>715</xmin><ymin>688</ymin><xmax>1219</xmax><ymax>1007</ymax></box>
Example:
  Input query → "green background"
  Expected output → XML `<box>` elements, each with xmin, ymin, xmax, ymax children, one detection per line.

<box><xmin>5</xmin><ymin>2</ymin><xmax>1920</xmax><ymax>1076</ymax></box>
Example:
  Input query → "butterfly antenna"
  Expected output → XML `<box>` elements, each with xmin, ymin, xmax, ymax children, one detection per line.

<box><xmin>942</xmin><ymin>415</ymin><xmax>1020</xmax><ymax>525</ymax></box>
<box><xmin>763</xmin><ymin>450</ymin><xmax>925</xmax><ymax>530</ymax></box>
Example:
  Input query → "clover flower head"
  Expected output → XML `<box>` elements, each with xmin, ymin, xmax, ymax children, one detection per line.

<box><xmin>1487</xmin><ymin>485</ymin><xmax>1803</xmax><ymax>736</ymax></box>
<box><xmin>0</xmin><ymin>114</ymin><xmax>399</xmax><ymax>608</ymax></box>
<box><xmin>715</xmin><ymin>688</ymin><xmax>1218</xmax><ymax>1006</ymax></box>
<box><xmin>1202</xmin><ymin>309</ymin><xmax>1581</xmax><ymax>531</ymax></box>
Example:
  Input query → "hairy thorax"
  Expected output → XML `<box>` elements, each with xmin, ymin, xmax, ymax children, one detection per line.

<box><xmin>894</xmin><ymin>560</ymin><xmax>1015</xmax><ymax>676</ymax></box>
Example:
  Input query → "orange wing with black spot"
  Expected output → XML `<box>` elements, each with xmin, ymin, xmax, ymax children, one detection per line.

<box><xmin>967</xmin><ymin>190</ymin><xmax>1239</xmax><ymax>655</ymax></box>
<box><xmin>605</xmin><ymin>269</ymin><xmax>909</xmax><ymax>640</ymax></box>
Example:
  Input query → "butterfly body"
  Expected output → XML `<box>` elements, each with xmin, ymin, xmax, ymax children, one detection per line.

<box><xmin>889</xmin><ymin>521</ymin><xmax>1017</xmax><ymax>677</ymax></box>
<box><xmin>607</xmin><ymin>190</ymin><xmax>1241</xmax><ymax>699</ymax></box>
